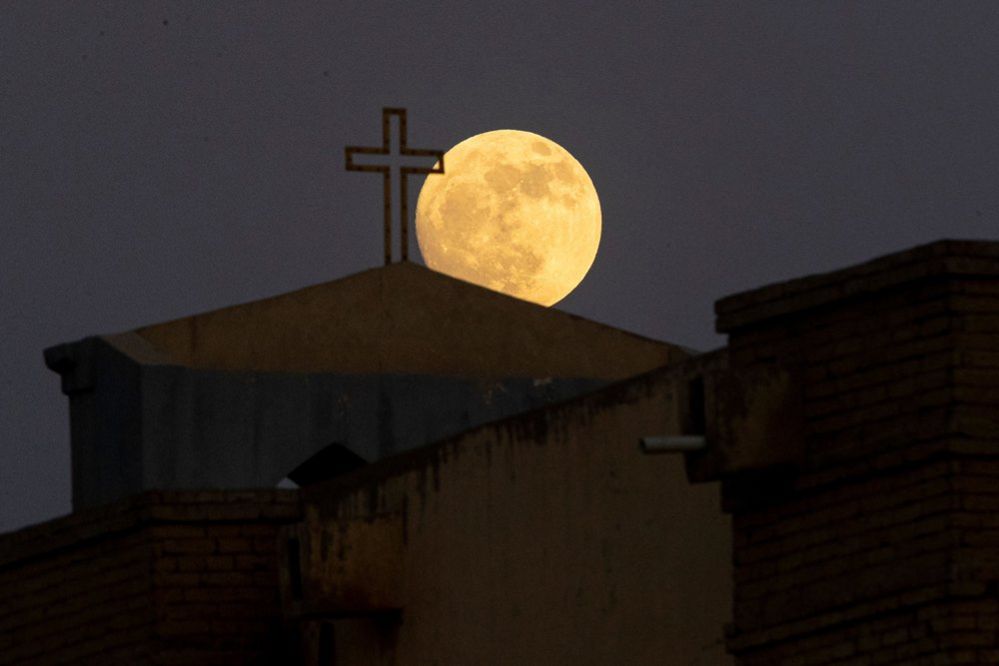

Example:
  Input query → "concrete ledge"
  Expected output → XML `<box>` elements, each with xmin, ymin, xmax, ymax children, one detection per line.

<box><xmin>716</xmin><ymin>239</ymin><xmax>999</xmax><ymax>333</ymax></box>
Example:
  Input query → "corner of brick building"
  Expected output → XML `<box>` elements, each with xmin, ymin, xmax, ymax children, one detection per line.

<box><xmin>693</xmin><ymin>240</ymin><xmax>999</xmax><ymax>664</ymax></box>
<box><xmin>0</xmin><ymin>490</ymin><xmax>301</xmax><ymax>665</ymax></box>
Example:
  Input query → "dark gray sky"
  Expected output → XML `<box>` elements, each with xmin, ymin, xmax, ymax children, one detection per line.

<box><xmin>3</xmin><ymin>2</ymin><xmax>999</xmax><ymax>532</ymax></box>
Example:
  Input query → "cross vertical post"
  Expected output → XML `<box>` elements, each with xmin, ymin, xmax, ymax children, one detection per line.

<box><xmin>345</xmin><ymin>108</ymin><xmax>445</xmax><ymax>265</ymax></box>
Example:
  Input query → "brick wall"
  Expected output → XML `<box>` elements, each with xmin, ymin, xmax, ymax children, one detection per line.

<box><xmin>712</xmin><ymin>241</ymin><xmax>999</xmax><ymax>664</ymax></box>
<box><xmin>0</xmin><ymin>490</ymin><xmax>300</xmax><ymax>665</ymax></box>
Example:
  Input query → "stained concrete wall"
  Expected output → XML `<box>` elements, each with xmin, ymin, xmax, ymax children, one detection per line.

<box><xmin>52</xmin><ymin>336</ymin><xmax>607</xmax><ymax>509</ymax></box>
<box><xmin>289</xmin><ymin>364</ymin><xmax>732</xmax><ymax>665</ymax></box>
<box><xmin>139</xmin><ymin>366</ymin><xmax>606</xmax><ymax>492</ymax></box>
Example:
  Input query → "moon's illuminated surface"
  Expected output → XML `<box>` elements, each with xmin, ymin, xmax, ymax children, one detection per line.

<box><xmin>415</xmin><ymin>130</ymin><xmax>601</xmax><ymax>306</ymax></box>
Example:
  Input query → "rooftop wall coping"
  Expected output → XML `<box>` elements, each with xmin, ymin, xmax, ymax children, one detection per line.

<box><xmin>715</xmin><ymin>239</ymin><xmax>999</xmax><ymax>333</ymax></box>
<box><xmin>302</xmin><ymin>349</ymin><xmax>725</xmax><ymax>512</ymax></box>
<box><xmin>0</xmin><ymin>489</ymin><xmax>301</xmax><ymax>570</ymax></box>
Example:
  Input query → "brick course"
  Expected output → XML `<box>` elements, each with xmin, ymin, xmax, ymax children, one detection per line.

<box><xmin>714</xmin><ymin>241</ymin><xmax>999</xmax><ymax>664</ymax></box>
<box><xmin>0</xmin><ymin>491</ymin><xmax>300</xmax><ymax>665</ymax></box>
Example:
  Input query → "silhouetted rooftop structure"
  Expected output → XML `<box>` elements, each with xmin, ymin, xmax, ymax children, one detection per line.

<box><xmin>4</xmin><ymin>240</ymin><xmax>999</xmax><ymax>664</ymax></box>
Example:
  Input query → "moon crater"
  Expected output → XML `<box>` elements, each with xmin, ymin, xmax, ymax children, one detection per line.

<box><xmin>415</xmin><ymin>129</ymin><xmax>601</xmax><ymax>306</ymax></box>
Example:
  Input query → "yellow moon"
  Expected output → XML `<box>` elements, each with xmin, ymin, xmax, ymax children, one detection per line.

<box><xmin>415</xmin><ymin>130</ymin><xmax>601</xmax><ymax>306</ymax></box>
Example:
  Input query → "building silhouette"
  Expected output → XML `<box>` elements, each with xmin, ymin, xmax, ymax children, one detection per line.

<box><xmin>1</xmin><ymin>240</ymin><xmax>997</xmax><ymax>664</ymax></box>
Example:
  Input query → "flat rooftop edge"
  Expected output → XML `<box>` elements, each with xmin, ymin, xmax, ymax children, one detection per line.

<box><xmin>715</xmin><ymin>239</ymin><xmax>999</xmax><ymax>332</ymax></box>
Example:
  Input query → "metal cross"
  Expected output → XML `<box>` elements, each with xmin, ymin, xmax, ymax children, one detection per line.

<box><xmin>345</xmin><ymin>108</ymin><xmax>445</xmax><ymax>265</ymax></box>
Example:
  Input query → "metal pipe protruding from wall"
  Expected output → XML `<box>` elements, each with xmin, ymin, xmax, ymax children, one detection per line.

<box><xmin>639</xmin><ymin>435</ymin><xmax>707</xmax><ymax>453</ymax></box>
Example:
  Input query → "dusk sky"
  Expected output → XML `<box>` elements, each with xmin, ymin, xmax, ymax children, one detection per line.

<box><xmin>3</xmin><ymin>2</ymin><xmax>999</xmax><ymax>531</ymax></box>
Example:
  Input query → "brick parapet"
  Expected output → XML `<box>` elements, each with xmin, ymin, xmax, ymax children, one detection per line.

<box><xmin>713</xmin><ymin>240</ymin><xmax>999</xmax><ymax>663</ymax></box>
<box><xmin>734</xmin><ymin>595</ymin><xmax>999</xmax><ymax>665</ymax></box>
<box><xmin>718</xmin><ymin>262</ymin><xmax>999</xmax><ymax>482</ymax></box>
<box><xmin>716</xmin><ymin>240</ymin><xmax>999</xmax><ymax>333</ymax></box>
<box><xmin>0</xmin><ymin>490</ymin><xmax>301</xmax><ymax>665</ymax></box>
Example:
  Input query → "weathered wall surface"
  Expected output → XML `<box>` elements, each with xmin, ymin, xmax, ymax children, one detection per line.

<box><xmin>708</xmin><ymin>240</ymin><xmax>999</xmax><ymax>665</ymax></box>
<box><xmin>139</xmin><ymin>368</ymin><xmax>607</xmax><ymax>488</ymax></box>
<box><xmin>0</xmin><ymin>522</ymin><xmax>153</xmax><ymax>664</ymax></box>
<box><xmin>291</xmin><ymin>365</ymin><xmax>732</xmax><ymax>665</ymax></box>
<box><xmin>52</xmin><ymin>333</ymin><xmax>609</xmax><ymax>509</ymax></box>
<box><xmin>0</xmin><ymin>491</ymin><xmax>300</xmax><ymax>665</ymax></box>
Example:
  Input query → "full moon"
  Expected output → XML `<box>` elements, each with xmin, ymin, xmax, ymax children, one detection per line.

<box><xmin>415</xmin><ymin>130</ymin><xmax>601</xmax><ymax>306</ymax></box>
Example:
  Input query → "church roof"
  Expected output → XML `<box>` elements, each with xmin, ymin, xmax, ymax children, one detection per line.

<box><xmin>43</xmin><ymin>261</ymin><xmax>686</xmax><ymax>509</ymax></box>
<box><xmin>129</xmin><ymin>261</ymin><xmax>683</xmax><ymax>380</ymax></box>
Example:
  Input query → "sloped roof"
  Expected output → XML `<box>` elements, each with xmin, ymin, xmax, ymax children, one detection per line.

<box><xmin>131</xmin><ymin>262</ymin><xmax>682</xmax><ymax>380</ymax></box>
